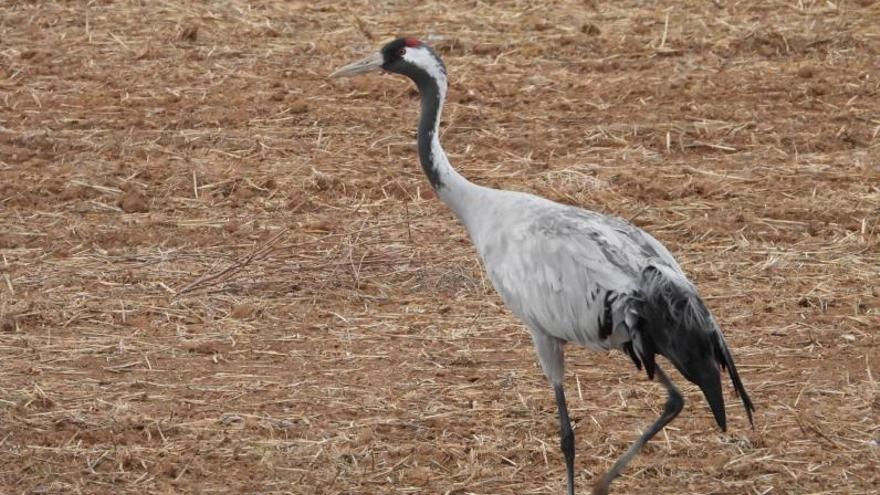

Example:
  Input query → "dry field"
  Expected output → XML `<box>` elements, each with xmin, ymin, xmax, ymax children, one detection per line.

<box><xmin>1</xmin><ymin>1</ymin><xmax>879</xmax><ymax>494</ymax></box>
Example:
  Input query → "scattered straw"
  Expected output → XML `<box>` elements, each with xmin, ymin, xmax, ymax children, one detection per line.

<box><xmin>0</xmin><ymin>1</ymin><xmax>878</xmax><ymax>494</ymax></box>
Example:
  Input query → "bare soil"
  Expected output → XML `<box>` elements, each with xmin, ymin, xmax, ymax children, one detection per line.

<box><xmin>1</xmin><ymin>1</ymin><xmax>878</xmax><ymax>494</ymax></box>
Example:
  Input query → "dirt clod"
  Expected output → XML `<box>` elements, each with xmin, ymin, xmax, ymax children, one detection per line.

<box><xmin>797</xmin><ymin>65</ymin><xmax>817</xmax><ymax>78</ymax></box>
<box><xmin>119</xmin><ymin>190</ymin><xmax>149</xmax><ymax>213</ymax></box>
<box><xmin>581</xmin><ymin>23</ymin><xmax>601</xmax><ymax>35</ymax></box>
<box><xmin>289</xmin><ymin>99</ymin><xmax>309</xmax><ymax>114</ymax></box>
<box><xmin>179</xmin><ymin>25</ymin><xmax>198</xmax><ymax>42</ymax></box>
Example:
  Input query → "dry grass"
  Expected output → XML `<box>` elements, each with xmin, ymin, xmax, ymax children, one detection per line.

<box><xmin>1</xmin><ymin>0</ymin><xmax>878</xmax><ymax>494</ymax></box>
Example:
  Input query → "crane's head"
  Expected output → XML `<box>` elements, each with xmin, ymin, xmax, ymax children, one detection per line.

<box><xmin>330</xmin><ymin>37</ymin><xmax>447</xmax><ymax>90</ymax></box>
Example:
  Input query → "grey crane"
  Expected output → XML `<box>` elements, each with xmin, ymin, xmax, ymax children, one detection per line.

<box><xmin>331</xmin><ymin>37</ymin><xmax>755</xmax><ymax>495</ymax></box>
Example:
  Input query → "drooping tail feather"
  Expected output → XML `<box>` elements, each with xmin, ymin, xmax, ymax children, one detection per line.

<box><xmin>714</xmin><ymin>330</ymin><xmax>756</xmax><ymax>427</ymax></box>
<box><xmin>630</xmin><ymin>264</ymin><xmax>755</xmax><ymax>431</ymax></box>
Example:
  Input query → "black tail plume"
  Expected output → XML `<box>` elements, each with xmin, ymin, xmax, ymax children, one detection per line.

<box><xmin>696</xmin><ymin>363</ymin><xmax>726</xmax><ymax>431</ymax></box>
<box><xmin>714</xmin><ymin>330</ymin><xmax>756</xmax><ymax>427</ymax></box>
<box><xmin>632</xmin><ymin>264</ymin><xmax>755</xmax><ymax>431</ymax></box>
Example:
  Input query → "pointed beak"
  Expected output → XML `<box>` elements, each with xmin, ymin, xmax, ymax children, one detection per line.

<box><xmin>330</xmin><ymin>52</ymin><xmax>384</xmax><ymax>78</ymax></box>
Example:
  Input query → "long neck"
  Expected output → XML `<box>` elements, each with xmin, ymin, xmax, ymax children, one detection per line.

<box><xmin>414</xmin><ymin>75</ymin><xmax>480</xmax><ymax>219</ymax></box>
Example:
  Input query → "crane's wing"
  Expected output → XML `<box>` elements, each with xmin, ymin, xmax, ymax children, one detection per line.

<box><xmin>479</xmin><ymin>202</ymin><xmax>671</xmax><ymax>350</ymax></box>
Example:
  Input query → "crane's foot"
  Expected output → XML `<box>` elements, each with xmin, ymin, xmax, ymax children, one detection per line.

<box><xmin>591</xmin><ymin>474</ymin><xmax>610</xmax><ymax>495</ymax></box>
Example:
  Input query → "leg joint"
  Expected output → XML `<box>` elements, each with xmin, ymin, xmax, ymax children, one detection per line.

<box><xmin>665</xmin><ymin>388</ymin><xmax>684</xmax><ymax>415</ymax></box>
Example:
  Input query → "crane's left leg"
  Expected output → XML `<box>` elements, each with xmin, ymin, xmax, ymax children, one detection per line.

<box><xmin>592</xmin><ymin>365</ymin><xmax>684</xmax><ymax>495</ymax></box>
<box><xmin>530</xmin><ymin>332</ymin><xmax>575</xmax><ymax>495</ymax></box>
<box><xmin>555</xmin><ymin>383</ymin><xmax>576</xmax><ymax>495</ymax></box>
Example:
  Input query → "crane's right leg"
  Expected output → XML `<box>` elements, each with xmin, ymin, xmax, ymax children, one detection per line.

<box><xmin>530</xmin><ymin>332</ymin><xmax>575</xmax><ymax>495</ymax></box>
<box><xmin>591</xmin><ymin>365</ymin><xmax>683</xmax><ymax>495</ymax></box>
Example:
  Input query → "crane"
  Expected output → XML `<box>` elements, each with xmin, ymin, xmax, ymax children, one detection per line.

<box><xmin>331</xmin><ymin>37</ymin><xmax>755</xmax><ymax>495</ymax></box>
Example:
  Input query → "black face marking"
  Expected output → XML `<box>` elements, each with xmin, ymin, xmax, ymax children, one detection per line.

<box><xmin>379</xmin><ymin>37</ymin><xmax>447</xmax><ymax>82</ymax></box>
<box><xmin>380</xmin><ymin>38</ymin><xmax>410</xmax><ymax>67</ymax></box>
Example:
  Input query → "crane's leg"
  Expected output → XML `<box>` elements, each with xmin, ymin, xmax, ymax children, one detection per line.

<box><xmin>530</xmin><ymin>332</ymin><xmax>575</xmax><ymax>495</ymax></box>
<box><xmin>592</xmin><ymin>365</ymin><xmax>684</xmax><ymax>495</ymax></box>
<box><xmin>555</xmin><ymin>383</ymin><xmax>576</xmax><ymax>495</ymax></box>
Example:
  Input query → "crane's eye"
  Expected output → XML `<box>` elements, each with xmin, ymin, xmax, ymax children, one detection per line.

<box><xmin>397</xmin><ymin>47</ymin><xmax>406</xmax><ymax>56</ymax></box>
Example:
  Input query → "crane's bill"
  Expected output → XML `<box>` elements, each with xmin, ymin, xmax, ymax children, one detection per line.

<box><xmin>330</xmin><ymin>52</ymin><xmax>384</xmax><ymax>78</ymax></box>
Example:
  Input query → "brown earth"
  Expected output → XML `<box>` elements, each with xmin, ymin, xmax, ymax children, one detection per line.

<box><xmin>1</xmin><ymin>1</ymin><xmax>878</xmax><ymax>494</ymax></box>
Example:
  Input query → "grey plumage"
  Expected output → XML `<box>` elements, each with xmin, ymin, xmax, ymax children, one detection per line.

<box><xmin>472</xmin><ymin>193</ymin><xmax>675</xmax><ymax>355</ymax></box>
<box><xmin>332</xmin><ymin>37</ymin><xmax>755</xmax><ymax>495</ymax></box>
<box><xmin>468</xmin><ymin>190</ymin><xmax>754</xmax><ymax>427</ymax></box>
